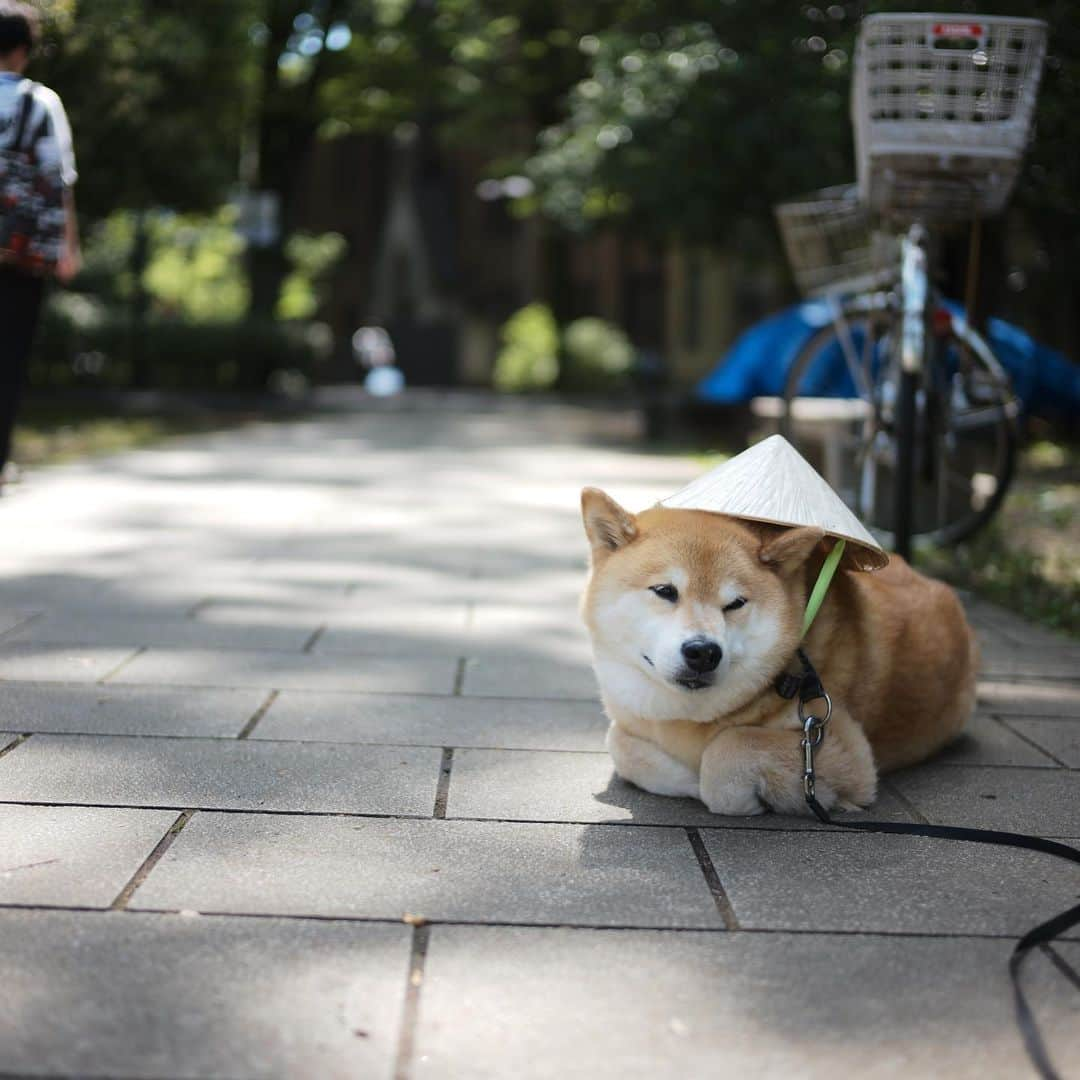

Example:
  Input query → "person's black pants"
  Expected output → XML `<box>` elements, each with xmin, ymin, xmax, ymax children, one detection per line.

<box><xmin>0</xmin><ymin>266</ymin><xmax>46</xmax><ymax>472</ymax></box>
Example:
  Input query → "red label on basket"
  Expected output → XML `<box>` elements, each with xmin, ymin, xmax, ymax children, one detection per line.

<box><xmin>932</xmin><ymin>22</ymin><xmax>983</xmax><ymax>38</ymax></box>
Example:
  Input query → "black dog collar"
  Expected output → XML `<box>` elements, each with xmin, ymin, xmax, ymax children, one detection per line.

<box><xmin>773</xmin><ymin>647</ymin><xmax>825</xmax><ymax>705</ymax></box>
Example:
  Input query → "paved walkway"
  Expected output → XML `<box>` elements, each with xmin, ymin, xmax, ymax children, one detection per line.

<box><xmin>1</xmin><ymin>397</ymin><xmax>1078</xmax><ymax>1079</ymax></box>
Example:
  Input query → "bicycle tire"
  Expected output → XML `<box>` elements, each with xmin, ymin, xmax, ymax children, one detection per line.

<box><xmin>781</xmin><ymin>303</ymin><xmax>1018</xmax><ymax>549</ymax></box>
<box><xmin>893</xmin><ymin>367</ymin><xmax>918</xmax><ymax>559</ymax></box>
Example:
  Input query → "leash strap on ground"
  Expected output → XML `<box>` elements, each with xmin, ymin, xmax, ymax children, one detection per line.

<box><xmin>794</xmin><ymin>652</ymin><xmax>1080</xmax><ymax>1080</ymax></box>
<box><xmin>805</xmin><ymin>794</ymin><xmax>1080</xmax><ymax>1080</ymax></box>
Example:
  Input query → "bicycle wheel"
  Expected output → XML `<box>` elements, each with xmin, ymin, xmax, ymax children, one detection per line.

<box><xmin>782</xmin><ymin>303</ymin><xmax>1018</xmax><ymax>549</ymax></box>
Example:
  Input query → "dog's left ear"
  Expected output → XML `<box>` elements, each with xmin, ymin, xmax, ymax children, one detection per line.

<box><xmin>581</xmin><ymin>487</ymin><xmax>637</xmax><ymax>556</ymax></box>
<box><xmin>759</xmin><ymin>526</ymin><xmax>826</xmax><ymax>573</ymax></box>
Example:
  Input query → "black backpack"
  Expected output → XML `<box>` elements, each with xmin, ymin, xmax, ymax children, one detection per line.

<box><xmin>0</xmin><ymin>81</ymin><xmax>64</xmax><ymax>274</ymax></box>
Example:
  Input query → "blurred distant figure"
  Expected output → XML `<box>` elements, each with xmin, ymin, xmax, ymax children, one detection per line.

<box><xmin>352</xmin><ymin>325</ymin><xmax>404</xmax><ymax>397</ymax></box>
<box><xmin>0</xmin><ymin>1</ymin><xmax>80</xmax><ymax>493</ymax></box>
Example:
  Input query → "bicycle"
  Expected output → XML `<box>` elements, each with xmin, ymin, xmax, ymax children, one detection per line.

<box><xmin>776</xmin><ymin>14</ymin><xmax>1047</xmax><ymax>560</ymax></box>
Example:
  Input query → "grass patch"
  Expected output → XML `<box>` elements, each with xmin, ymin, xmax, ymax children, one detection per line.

<box><xmin>923</xmin><ymin>437</ymin><xmax>1080</xmax><ymax>638</ymax></box>
<box><xmin>12</xmin><ymin>402</ymin><xmax>254</xmax><ymax>467</ymax></box>
<box><xmin>924</xmin><ymin>529</ymin><xmax>1080</xmax><ymax>637</ymax></box>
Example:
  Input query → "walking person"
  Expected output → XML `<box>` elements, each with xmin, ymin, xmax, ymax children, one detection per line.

<box><xmin>0</xmin><ymin>0</ymin><xmax>79</xmax><ymax>493</ymax></box>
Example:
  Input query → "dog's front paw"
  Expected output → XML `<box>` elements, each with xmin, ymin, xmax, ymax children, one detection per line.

<box><xmin>702</xmin><ymin>781</ymin><xmax>767</xmax><ymax>817</ymax></box>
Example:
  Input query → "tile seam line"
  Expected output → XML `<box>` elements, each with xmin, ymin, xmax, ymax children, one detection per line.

<box><xmin>0</xmin><ymin>611</ymin><xmax>44</xmax><ymax>642</ymax></box>
<box><xmin>686</xmin><ymin>827</ymin><xmax>739</xmax><ymax>930</ymax></box>
<box><xmin>236</xmin><ymin>690</ymin><xmax>280</xmax><ymax>740</ymax></box>
<box><xmin>433</xmin><ymin>748</ymin><xmax>454</xmax><ymax>819</ymax></box>
<box><xmin>109</xmin><ymin>809</ymin><xmax>195</xmax><ymax>910</ymax></box>
<box><xmin>879</xmin><ymin>777</ymin><xmax>931</xmax><ymax>825</ymax></box>
<box><xmin>3</xmin><ymin>638</ymin><xmax>605</xmax><ymax>662</ymax></box>
<box><xmin>95</xmin><ymin>646</ymin><xmax>148</xmax><ymax>685</ymax></box>
<box><xmin>392</xmin><ymin>923</ymin><xmax>431</xmax><ymax>1080</ymax></box>
<box><xmin>1</xmin><ymin>800</ymin><xmax>1075</xmax><ymax>840</ymax></box>
<box><xmin>1</xmin><ymin>727</ymin><xmax>1077</xmax><ymax>769</ymax></box>
<box><xmin>451</xmin><ymin>657</ymin><xmax>466</xmax><ymax>696</ymax></box>
<box><xmin>0</xmin><ymin>798</ymin><xmax>906</xmax><ymax>828</ymax></box>
<box><xmin>995</xmin><ymin>715</ymin><xmax>1072</xmax><ymax>768</ymax></box>
<box><xmin>0</xmin><ymin>904</ymin><xmax>1063</xmax><ymax>943</ymax></box>
<box><xmin>1042</xmin><ymin>943</ymin><xmax>1080</xmax><ymax>992</ymax></box>
<box><xmin>0</xmin><ymin>730</ymin><xmax>613</xmax><ymax>754</ymax></box>
<box><xmin>992</xmin><ymin>713</ymin><xmax>1080</xmax><ymax>724</ymax></box>
<box><xmin>0</xmin><ymin>678</ymin><xmax>597</xmax><ymax>703</ymax></box>
<box><xmin>0</xmin><ymin>734</ymin><xmax>30</xmax><ymax>759</ymax></box>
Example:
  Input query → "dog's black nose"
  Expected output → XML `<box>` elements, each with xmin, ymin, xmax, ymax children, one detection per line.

<box><xmin>681</xmin><ymin>637</ymin><xmax>722</xmax><ymax>673</ymax></box>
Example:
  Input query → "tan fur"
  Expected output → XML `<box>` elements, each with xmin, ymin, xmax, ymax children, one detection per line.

<box><xmin>580</xmin><ymin>490</ymin><xmax>978</xmax><ymax>815</ymax></box>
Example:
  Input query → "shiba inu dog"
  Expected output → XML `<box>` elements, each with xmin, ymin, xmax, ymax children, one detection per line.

<box><xmin>580</xmin><ymin>490</ymin><xmax>978</xmax><ymax>815</ymax></box>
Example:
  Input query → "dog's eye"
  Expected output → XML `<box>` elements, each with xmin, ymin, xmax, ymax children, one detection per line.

<box><xmin>723</xmin><ymin>596</ymin><xmax>747</xmax><ymax>612</ymax></box>
<box><xmin>649</xmin><ymin>584</ymin><xmax>679</xmax><ymax>603</ymax></box>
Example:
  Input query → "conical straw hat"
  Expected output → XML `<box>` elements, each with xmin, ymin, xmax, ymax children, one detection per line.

<box><xmin>660</xmin><ymin>435</ymin><xmax>888</xmax><ymax>571</ymax></box>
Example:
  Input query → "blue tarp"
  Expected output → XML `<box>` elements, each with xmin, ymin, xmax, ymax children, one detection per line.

<box><xmin>696</xmin><ymin>300</ymin><xmax>1080</xmax><ymax>418</ymax></box>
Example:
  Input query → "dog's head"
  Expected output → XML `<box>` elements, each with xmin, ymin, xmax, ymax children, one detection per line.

<box><xmin>580</xmin><ymin>488</ymin><xmax>824</xmax><ymax>722</ymax></box>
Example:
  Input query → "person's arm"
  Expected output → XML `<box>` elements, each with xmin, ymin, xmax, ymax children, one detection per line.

<box><xmin>56</xmin><ymin>186</ymin><xmax>81</xmax><ymax>283</ymax></box>
<box><xmin>39</xmin><ymin>87</ymin><xmax>80</xmax><ymax>283</ymax></box>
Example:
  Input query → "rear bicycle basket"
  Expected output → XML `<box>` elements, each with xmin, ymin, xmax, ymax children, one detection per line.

<box><xmin>774</xmin><ymin>184</ymin><xmax>895</xmax><ymax>297</ymax></box>
<box><xmin>852</xmin><ymin>13</ymin><xmax>1047</xmax><ymax>221</ymax></box>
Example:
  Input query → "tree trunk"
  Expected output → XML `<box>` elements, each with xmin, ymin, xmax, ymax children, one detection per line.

<box><xmin>129</xmin><ymin>210</ymin><xmax>151</xmax><ymax>389</ymax></box>
<box><xmin>248</xmin><ymin>242</ymin><xmax>289</xmax><ymax>323</ymax></box>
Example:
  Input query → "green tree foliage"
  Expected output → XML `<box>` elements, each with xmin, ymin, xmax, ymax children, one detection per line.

<box><xmin>278</xmin><ymin>230</ymin><xmax>346</xmax><ymax>319</ymax></box>
<box><xmin>526</xmin><ymin>3</ymin><xmax>856</xmax><ymax>243</ymax></box>
<box><xmin>562</xmin><ymin>316</ymin><xmax>633</xmax><ymax>392</ymax></box>
<box><xmin>493</xmin><ymin>302</ymin><xmax>558</xmax><ymax>392</ymax></box>
<box><xmin>30</xmin><ymin>0</ymin><xmax>251</xmax><ymax>218</ymax></box>
<box><xmin>141</xmin><ymin>211</ymin><xmax>250</xmax><ymax>321</ymax></box>
<box><xmin>525</xmin><ymin>2</ymin><xmax>1077</xmax><ymax>242</ymax></box>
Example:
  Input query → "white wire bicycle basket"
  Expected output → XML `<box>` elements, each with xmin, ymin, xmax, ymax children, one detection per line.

<box><xmin>853</xmin><ymin>13</ymin><xmax>1047</xmax><ymax>220</ymax></box>
<box><xmin>775</xmin><ymin>185</ymin><xmax>896</xmax><ymax>297</ymax></box>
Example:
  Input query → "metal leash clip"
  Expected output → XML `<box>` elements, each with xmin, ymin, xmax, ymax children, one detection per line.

<box><xmin>798</xmin><ymin>691</ymin><xmax>832</xmax><ymax>798</ymax></box>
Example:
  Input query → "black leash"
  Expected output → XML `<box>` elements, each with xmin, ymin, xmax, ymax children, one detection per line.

<box><xmin>780</xmin><ymin>651</ymin><xmax>1080</xmax><ymax>1080</ymax></box>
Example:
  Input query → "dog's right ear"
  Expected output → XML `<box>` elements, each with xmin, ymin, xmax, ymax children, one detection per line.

<box><xmin>581</xmin><ymin>487</ymin><xmax>637</xmax><ymax>556</ymax></box>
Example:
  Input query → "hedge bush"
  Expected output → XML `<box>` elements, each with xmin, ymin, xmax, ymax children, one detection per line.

<box><xmin>492</xmin><ymin>303</ymin><xmax>560</xmax><ymax>393</ymax></box>
<box><xmin>561</xmin><ymin>316</ymin><xmax>634</xmax><ymax>392</ymax></box>
<box><xmin>29</xmin><ymin>295</ymin><xmax>331</xmax><ymax>391</ymax></box>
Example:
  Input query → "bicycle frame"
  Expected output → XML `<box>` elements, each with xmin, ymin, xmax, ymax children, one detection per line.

<box><xmin>893</xmin><ymin>224</ymin><xmax>930</xmax><ymax>559</ymax></box>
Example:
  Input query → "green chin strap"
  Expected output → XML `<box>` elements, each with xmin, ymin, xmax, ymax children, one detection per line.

<box><xmin>800</xmin><ymin>538</ymin><xmax>846</xmax><ymax>640</ymax></box>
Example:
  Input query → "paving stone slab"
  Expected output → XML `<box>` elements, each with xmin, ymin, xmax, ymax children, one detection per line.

<box><xmin>0</xmin><ymin>804</ymin><xmax>177</xmax><ymax>907</ymax></box>
<box><xmin>979</xmin><ymin>681</ymin><xmax>1080</xmax><ymax>717</ymax></box>
<box><xmin>461</xmin><ymin>654</ymin><xmax>599</xmax><ymax>700</ymax></box>
<box><xmin>464</xmin><ymin>605</ymin><xmax>593</xmax><ymax>660</ymax></box>
<box><xmin>447</xmin><ymin>747</ymin><xmax>915</xmax><ymax>829</ymax></box>
<box><xmin>0</xmin><ymin>684</ymin><xmax>267</xmax><ymax>738</ymax></box>
<box><xmin>889</xmin><ymin>764</ymin><xmax>1080</xmax><ymax>835</ymax></box>
<box><xmin>3</xmin><ymin>612</ymin><xmax>316</xmax><ymax>651</ymax></box>
<box><xmin>936</xmin><ymin>713</ymin><xmax>1059</xmax><ymax>768</ymax></box>
<box><xmin>703</xmin><ymin>829</ymin><xmax>1079</xmax><ymax>935</ymax></box>
<box><xmin>132</xmin><ymin>813</ymin><xmax>722</xmax><ymax>928</ymax></box>
<box><xmin>964</xmin><ymin>596</ymin><xmax>1071</xmax><ymax>643</ymax></box>
<box><xmin>978</xmin><ymin>642</ymin><xmax>1080</xmax><ymax>680</ymax></box>
<box><xmin>0</xmin><ymin>909</ymin><xmax>409</xmax><ymax>1079</ymax></box>
<box><xmin>110</xmin><ymin>647</ymin><xmax>459</xmax><ymax>695</ymax></box>
<box><xmin>413</xmin><ymin>926</ymin><xmax>1080</xmax><ymax>1080</ymax></box>
<box><xmin>255</xmin><ymin>691</ymin><xmax>608</xmax><ymax>751</ymax></box>
<box><xmin>0</xmin><ymin>643</ymin><xmax>139</xmax><ymax>684</ymax></box>
<box><xmin>314</xmin><ymin>625</ymin><xmax>470</xmax><ymax>656</ymax></box>
<box><xmin>200</xmin><ymin>598</ymin><xmax>468</xmax><ymax>629</ymax></box>
<box><xmin>1001</xmin><ymin>716</ymin><xmax>1080</xmax><ymax>768</ymax></box>
<box><xmin>0</xmin><ymin>734</ymin><xmax>441</xmax><ymax>815</ymax></box>
<box><xmin>458</xmin><ymin>572</ymin><xmax>589</xmax><ymax>607</ymax></box>
<box><xmin>468</xmin><ymin>602</ymin><xmax>588</xmax><ymax>636</ymax></box>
